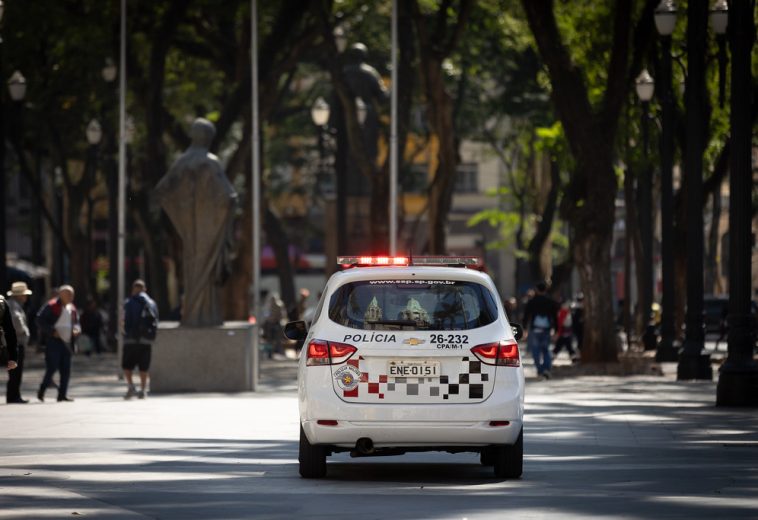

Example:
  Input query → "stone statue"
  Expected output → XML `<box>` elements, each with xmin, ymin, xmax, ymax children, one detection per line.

<box><xmin>341</xmin><ymin>42</ymin><xmax>389</xmax><ymax>167</ymax></box>
<box><xmin>153</xmin><ymin>118</ymin><xmax>237</xmax><ymax>327</ymax></box>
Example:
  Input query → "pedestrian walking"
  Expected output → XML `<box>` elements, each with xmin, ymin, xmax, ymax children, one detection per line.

<box><xmin>122</xmin><ymin>280</ymin><xmax>158</xmax><ymax>399</ymax></box>
<box><xmin>571</xmin><ymin>292</ymin><xmax>585</xmax><ymax>351</ymax></box>
<box><xmin>263</xmin><ymin>292</ymin><xmax>285</xmax><ymax>358</ymax></box>
<box><xmin>80</xmin><ymin>298</ymin><xmax>105</xmax><ymax>355</ymax></box>
<box><xmin>36</xmin><ymin>285</ymin><xmax>80</xmax><ymax>402</ymax></box>
<box><xmin>6</xmin><ymin>282</ymin><xmax>31</xmax><ymax>403</ymax></box>
<box><xmin>552</xmin><ymin>298</ymin><xmax>577</xmax><ymax>362</ymax></box>
<box><xmin>0</xmin><ymin>291</ymin><xmax>19</xmax><ymax>393</ymax></box>
<box><xmin>523</xmin><ymin>281</ymin><xmax>558</xmax><ymax>380</ymax></box>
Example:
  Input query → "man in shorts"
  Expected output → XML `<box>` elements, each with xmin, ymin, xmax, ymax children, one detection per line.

<box><xmin>122</xmin><ymin>280</ymin><xmax>158</xmax><ymax>399</ymax></box>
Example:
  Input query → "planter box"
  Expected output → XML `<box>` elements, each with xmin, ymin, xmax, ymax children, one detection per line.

<box><xmin>149</xmin><ymin>321</ymin><xmax>255</xmax><ymax>393</ymax></box>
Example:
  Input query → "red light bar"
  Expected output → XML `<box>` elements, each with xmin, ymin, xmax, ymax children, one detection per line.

<box><xmin>338</xmin><ymin>256</ymin><xmax>409</xmax><ymax>267</ymax></box>
<box><xmin>337</xmin><ymin>256</ymin><xmax>480</xmax><ymax>268</ymax></box>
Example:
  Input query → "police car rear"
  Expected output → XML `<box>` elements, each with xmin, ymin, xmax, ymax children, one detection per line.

<box><xmin>287</xmin><ymin>256</ymin><xmax>525</xmax><ymax>479</ymax></box>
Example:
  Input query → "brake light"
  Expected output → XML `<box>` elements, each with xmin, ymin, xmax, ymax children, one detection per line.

<box><xmin>471</xmin><ymin>340</ymin><xmax>520</xmax><ymax>367</ymax></box>
<box><xmin>306</xmin><ymin>339</ymin><xmax>357</xmax><ymax>366</ymax></box>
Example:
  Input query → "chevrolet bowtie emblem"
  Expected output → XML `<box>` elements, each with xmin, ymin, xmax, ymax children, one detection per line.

<box><xmin>403</xmin><ymin>338</ymin><xmax>426</xmax><ymax>346</ymax></box>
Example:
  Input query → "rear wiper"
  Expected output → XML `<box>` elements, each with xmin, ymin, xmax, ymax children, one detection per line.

<box><xmin>366</xmin><ymin>319</ymin><xmax>418</xmax><ymax>326</ymax></box>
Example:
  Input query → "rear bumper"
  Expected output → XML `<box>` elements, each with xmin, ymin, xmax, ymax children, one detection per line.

<box><xmin>302</xmin><ymin>418</ymin><xmax>523</xmax><ymax>448</ymax></box>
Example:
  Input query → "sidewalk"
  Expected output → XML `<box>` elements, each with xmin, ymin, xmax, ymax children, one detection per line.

<box><xmin>8</xmin><ymin>347</ymin><xmax>299</xmax><ymax>401</ymax></box>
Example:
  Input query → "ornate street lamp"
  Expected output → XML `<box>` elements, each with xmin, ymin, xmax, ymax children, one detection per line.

<box><xmin>7</xmin><ymin>70</ymin><xmax>26</xmax><ymax>102</ymax></box>
<box><xmin>311</xmin><ymin>96</ymin><xmax>330</xmax><ymax>127</ymax></box>
<box><xmin>85</xmin><ymin>119</ymin><xmax>102</xmax><ymax>296</ymax></box>
<box><xmin>310</xmin><ymin>96</ymin><xmax>331</xmax><ymax>194</ymax></box>
<box><xmin>333</xmin><ymin>26</ymin><xmax>348</xmax><ymax>54</ymax></box>
<box><xmin>710</xmin><ymin>0</ymin><xmax>729</xmax><ymax>107</ymax></box>
<box><xmin>653</xmin><ymin>0</ymin><xmax>679</xmax><ymax>362</ymax></box>
<box><xmin>654</xmin><ymin>0</ymin><xmax>677</xmax><ymax>36</ymax></box>
<box><xmin>86</xmin><ymin>119</ymin><xmax>103</xmax><ymax>146</ymax></box>
<box><xmin>635</xmin><ymin>69</ymin><xmax>655</xmax><ymax>102</ymax></box>
<box><xmin>708</xmin><ymin>0</ymin><xmax>728</xmax><ymax>34</ymax></box>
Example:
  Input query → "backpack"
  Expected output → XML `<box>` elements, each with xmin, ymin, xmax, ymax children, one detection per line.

<box><xmin>126</xmin><ymin>295</ymin><xmax>158</xmax><ymax>341</ymax></box>
<box><xmin>533</xmin><ymin>314</ymin><xmax>551</xmax><ymax>330</ymax></box>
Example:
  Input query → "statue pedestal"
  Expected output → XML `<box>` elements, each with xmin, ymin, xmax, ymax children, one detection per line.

<box><xmin>150</xmin><ymin>321</ymin><xmax>255</xmax><ymax>393</ymax></box>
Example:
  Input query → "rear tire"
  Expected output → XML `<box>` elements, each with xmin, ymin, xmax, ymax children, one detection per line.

<box><xmin>480</xmin><ymin>447</ymin><xmax>495</xmax><ymax>466</ymax></box>
<box><xmin>299</xmin><ymin>425</ymin><xmax>327</xmax><ymax>478</ymax></box>
<box><xmin>493</xmin><ymin>428</ymin><xmax>523</xmax><ymax>479</ymax></box>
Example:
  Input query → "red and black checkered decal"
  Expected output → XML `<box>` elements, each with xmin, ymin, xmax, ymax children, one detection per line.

<box><xmin>338</xmin><ymin>356</ymin><xmax>494</xmax><ymax>402</ymax></box>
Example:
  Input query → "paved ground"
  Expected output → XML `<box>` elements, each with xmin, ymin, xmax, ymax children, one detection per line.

<box><xmin>0</xmin><ymin>347</ymin><xmax>756</xmax><ymax>519</ymax></box>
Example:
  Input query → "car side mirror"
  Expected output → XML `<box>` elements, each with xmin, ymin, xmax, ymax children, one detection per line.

<box><xmin>284</xmin><ymin>320</ymin><xmax>308</xmax><ymax>341</ymax></box>
<box><xmin>510</xmin><ymin>323</ymin><xmax>524</xmax><ymax>341</ymax></box>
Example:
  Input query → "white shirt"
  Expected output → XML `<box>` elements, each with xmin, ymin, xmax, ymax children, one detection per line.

<box><xmin>54</xmin><ymin>303</ymin><xmax>80</xmax><ymax>344</ymax></box>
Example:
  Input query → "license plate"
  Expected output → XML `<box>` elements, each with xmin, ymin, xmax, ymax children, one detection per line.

<box><xmin>388</xmin><ymin>360</ymin><xmax>440</xmax><ymax>378</ymax></box>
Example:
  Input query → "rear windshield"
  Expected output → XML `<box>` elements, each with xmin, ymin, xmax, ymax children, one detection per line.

<box><xmin>328</xmin><ymin>280</ymin><xmax>500</xmax><ymax>331</ymax></box>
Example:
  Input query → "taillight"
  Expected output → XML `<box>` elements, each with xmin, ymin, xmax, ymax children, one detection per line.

<box><xmin>471</xmin><ymin>340</ymin><xmax>520</xmax><ymax>367</ymax></box>
<box><xmin>306</xmin><ymin>339</ymin><xmax>357</xmax><ymax>366</ymax></box>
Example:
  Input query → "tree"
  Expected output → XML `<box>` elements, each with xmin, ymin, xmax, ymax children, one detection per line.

<box><xmin>410</xmin><ymin>0</ymin><xmax>472</xmax><ymax>254</ymax></box>
<box><xmin>521</xmin><ymin>0</ymin><xmax>658</xmax><ymax>362</ymax></box>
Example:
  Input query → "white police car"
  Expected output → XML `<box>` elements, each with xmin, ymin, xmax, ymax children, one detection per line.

<box><xmin>285</xmin><ymin>256</ymin><xmax>525</xmax><ymax>479</ymax></box>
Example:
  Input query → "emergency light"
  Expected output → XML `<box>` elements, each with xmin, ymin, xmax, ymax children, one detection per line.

<box><xmin>337</xmin><ymin>256</ymin><xmax>482</xmax><ymax>268</ymax></box>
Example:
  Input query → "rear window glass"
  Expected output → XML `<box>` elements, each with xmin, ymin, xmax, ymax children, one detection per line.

<box><xmin>328</xmin><ymin>280</ymin><xmax>499</xmax><ymax>331</ymax></box>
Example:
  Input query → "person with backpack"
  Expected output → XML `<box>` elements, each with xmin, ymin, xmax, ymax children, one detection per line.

<box><xmin>523</xmin><ymin>281</ymin><xmax>558</xmax><ymax>380</ymax></box>
<box><xmin>122</xmin><ymin>279</ymin><xmax>159</xmax><ymax>399</ymax></box>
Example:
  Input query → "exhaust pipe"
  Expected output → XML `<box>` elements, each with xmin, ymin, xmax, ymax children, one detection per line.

<box><xmin>355</xmin><ymin>437</ymin><xmax>375</xmax><ymax>455</ymax></box>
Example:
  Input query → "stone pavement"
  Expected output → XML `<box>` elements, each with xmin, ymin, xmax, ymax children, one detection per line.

<box><xmin>0</xmin><ymin>349</ymin><xmax>756</xmax><ymax>519</ymax></box>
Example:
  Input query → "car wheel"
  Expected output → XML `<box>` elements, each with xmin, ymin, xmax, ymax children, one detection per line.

<box><xmin>299</xmin><ymin>425</ymin><xmax>327</xmax><ymax>478</ymax></box>
<box><xmin>493</xmin><ymin>428</ymin><xmax>523</xmax><ymax>479</ymax></box>
<box><xmin>480</xmin><ymin>447</ymin><xmax>495</xmax><ymax>466</ymax></box>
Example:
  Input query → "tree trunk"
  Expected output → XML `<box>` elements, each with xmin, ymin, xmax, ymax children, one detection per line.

<box><xmin>527</xmin><ymin>158</ymin><xmax>560</xmax><ymax>283</ymax></box>
<box><xmin>624</xmin><ymin>166</ymin><xmax>646</xmax><ymax>336</ymax></box>
<box><xmin>425</xmin><ymin>62</ymin><xmax>458</xmax><ymax>254</ymax></box>
<box><xmin>411</xmin><ymin>0</ymin><xmax>472</xmax><ymax>254</ymax></box>
<box><xmin>574</xmin><ymin>225</ymin><xmax>618</xmax><ymax>363</ymax></box>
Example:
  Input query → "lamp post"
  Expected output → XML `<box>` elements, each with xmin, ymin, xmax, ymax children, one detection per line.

<box><xmin>5</xmin><ymin>70</ymin><xmax>26</xmax><ymax>289</ymax></box>
<box><xmin>85</xmin><ymin>118</ymin><xmax>102</xmax><ymax>297</ymax></box>
<box><xmin>310</xmin><ymin>96</ymin><xmax>331</xmax><ymax>193</ymax></box>
<box><xmin>677</xmin><ymin>0</ymin><xmax>711</xmax><ymax>381</ymax></box>
<box><xmin>653</xmin><ymin>0</ymin><xmax>679</xmax><ymax>362</ymax></box>
<box><xmin>99</xmin><ymin>58</ymin><xmax>120</xmax><ymax>349</ymax></box>
<box><xmin>716</xmin><ymin>0</ymin><xmax>757</xmax><ymax>406</ymax></box>
<box><xmin>635</xmin><ymin>69</ymin><xmax>655</xmax><ymax>349</ymax></box>
<box><xmin>311</xmin><ymin>97</ymin><xmax>338</xmax><ymax>274</ymax></box>
<box><xmin>53</xmin><ymin>166</ymin><xmax>65</xmax><ymax>284</ymax></box>
<box><xmin>709</xmin><ymin>0</ymin><xmax>728</xmax><ymax>108</ymax></box>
